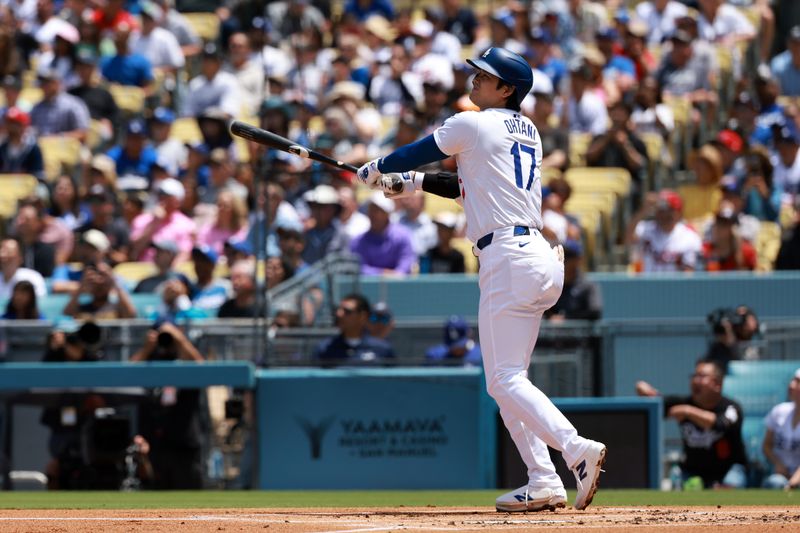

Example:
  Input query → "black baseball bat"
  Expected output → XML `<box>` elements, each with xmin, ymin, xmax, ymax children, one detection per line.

<box><xmin>229</xmin><ymin>120</ymin><xmax>407</xmax><ymax>193</ymax></box>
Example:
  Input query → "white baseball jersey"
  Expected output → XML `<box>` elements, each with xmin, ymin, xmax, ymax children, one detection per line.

<box><xmin>433</xmin><ymin>109</ymin><xmax>543</xmax><ymax>243</ymax></box>
<box><xmin>765</xmin><ymin>402</ymin><xmax>800</xmax><ymax>474</ymax></box>
<box><xmin>634</xmin><ymin>220</ymin><xmax>703</xmax><ymax>272</ymax></box>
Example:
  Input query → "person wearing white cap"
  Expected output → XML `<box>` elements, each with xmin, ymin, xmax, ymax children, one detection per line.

<box><xmin>130</xmin><ymin>177</ymin><xmax>196</xmax><ymax>262</ymax></box>
<box><xmin>301</xmin><ymin>184</ymin><xmax>349</xmax><ymax>265</ymax></box>
<box><xmin>349</xmin><ymin>192</ymin><xmax>416</xmax><ymax>275</ymax></box>
<box><xmin>50</xmin><ymin>228</ymin><xmax>112</xmax><ymax>294</ymax></box>
<box><xmin>763</xmin><ymin>369</ymin><xmax>800</xmax><ymax>489</ymax></box>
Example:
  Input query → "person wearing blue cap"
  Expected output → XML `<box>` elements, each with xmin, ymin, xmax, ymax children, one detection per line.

<box><xmin>148</xmin><ymin>107</ymin><xmax>184</xmax><ymax>177</ymax></box>
<box><xmin>425</xmin><ymin>315</ymin><xmax>482</xmax><ymax>366</ymax></box>
<box><xmin>100</xmin><ymin>23</ymin><xmax>155</xmax><ymax>88</ymax></box>
<box><xmin>528</xmin><ymin>28</ymin><xmax>566</xmax><ymax>89</ymax></box>
<box><xmin>773</xmin><ymin>124</ymin><xmax>800</xmax><ymax>212</ymax></box>
<box><xmin>544</xmin><ymin>241</ymin><xmax>602</xmax><ymax>321</ymax></box>
<box><xmin>190</xmin><ymin>245</ymin><xmax>232</xmax><ymax>313</ymax></box>
<box><xmin>106</xmin><ymin>117</ymin><xmax>159</xmax><ymax>178</ymax></box>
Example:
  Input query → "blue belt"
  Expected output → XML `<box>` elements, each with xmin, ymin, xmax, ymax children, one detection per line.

<box><xmin>476</xmin><ymin>226</ymin><xmax>530</xmax><ymax>250</ymax></box>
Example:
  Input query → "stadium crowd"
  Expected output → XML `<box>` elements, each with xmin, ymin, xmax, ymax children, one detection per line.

<box><xmin>0</xmin><ymin>0</ymin><xmax>798</xmax><ymax>326</ymax></box>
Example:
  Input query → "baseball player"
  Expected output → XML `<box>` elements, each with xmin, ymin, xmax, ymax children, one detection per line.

<box><xmin>357</xmin><ymin>47</ymin><xmax>606</xmax><ymax>512</ymax></box>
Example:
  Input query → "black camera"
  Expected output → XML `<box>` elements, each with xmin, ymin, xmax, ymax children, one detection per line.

<box><xmin>65</xmin><ymin>322</ymin><xmax>103</xmax><ymax>348</ymax></box>
<box><xmin>150</xmin><ymin>330</ymin><xmax>178</xmax><ymax>361</ymax></box>
<box><xmin>707</xmin><ymin>306</ymin><xmax>757</xmax><ymax>340</ymax></box>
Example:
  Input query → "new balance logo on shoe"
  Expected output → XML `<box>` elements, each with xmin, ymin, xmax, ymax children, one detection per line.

<box><xmin>514</xmin><ymin>494</ymin><xmax>532</xmax><ymax>502</ymax></box>
<box><xmin>575</xmin><ymin>459</ymin><xmax>588</xmax><ymax>481</ymax></box>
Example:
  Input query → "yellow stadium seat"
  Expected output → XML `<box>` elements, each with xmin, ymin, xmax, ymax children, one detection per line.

<box><xmin>39</xmin><ymin>136</ymin><xmax>82</xmax><ymax>181</ymax></box>
<box><xmin>424</xmin><ymin>193</ymin><xmax>463</xmax><ymax>218</ymax></box>
<box><xmin>677</xmin><ymin>184</ymin><xmax>721</xmax><ymax>222</ymax></box>
<box><xmin>541</xmin><ymin>166</ymin><xmax>563</xmax><ymax>185</ymax></box>
<box><xmin>564</xmin><ymin>167</ymin><xmax>632</xmax><ymax>198</ymax></box>
<box><xmin>755</xmin><ymin>221</ymin><xmax>782</xmax><ymax>271</ymax></box>
<box><xmin>450</xmin><ymin>237</ymin><xmax>478</xmax><ymax>274</ymax></box>
<box><xmin>569</xmin><ymin>132</ymin><xmax>592</xmax><ymax>167</ymax></box>
<box><xmin>0</xmin><ymin>173</ymin><xmax>37</xmax><ymax>218</ymax></box>
<box><xmin>113</xmin><ymin>261</ymin><xmax>158</xmax><ymax>283</ymax></box>
<box><xmin>663</xmin><ymin>95</ymin><xmax>691</xmax><ymax>128</ymax></box>
<box><xmin>170</xmin><ymin>117</ymin><xmax>203</xmax><ymax>144</ymax></box>
<box><xmin>109</xmin><ymin>84</ymin><xmax>146</xmax><ymax>114</ymax></box>
<box><xmin>184</xmin><ymin>12</ymin><xmax>220</xmax><ymax>42</ymax></box>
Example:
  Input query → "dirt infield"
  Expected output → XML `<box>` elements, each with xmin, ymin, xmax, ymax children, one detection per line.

<box><xmin>0</xmin><ymin>506</ymin><xmax>798</xmax><ymax>532</ymax></box>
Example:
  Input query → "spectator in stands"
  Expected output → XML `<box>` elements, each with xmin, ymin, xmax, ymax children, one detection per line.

<box><xmin>626</xmin><ymin>190</ymin><xmax>703</xmax><ymax>273</ymax></box>
<box><xmin>752</xmin><ymin>69</ymin><xmax>784</xmax><ymax>148</ymax></box>
<box><xmin>130</xmin><ymin>1</ymin><xmax>184</xmax><ymax>78</ymax></box>
<box><xmin>62</xmin><ymin>260</ymin><xmax>137</xmax><ymax>320</ymax></box>
<box><xmin>530</xmin><ymin>87</ymin><xmax>568</xmax><ymax>172</ymax></box>
<box><xmin>131</xmin><ymin>321</ymin><xmax>204</xmax><ymax>489</ymax></box>
<box><xmin>301</xmin><ymin>185</ymin><xmax>349</xmax><ymax>265</ymax></box>
<box><xmin>30</xmin><ymin>64</ymin><xmax>90</xmax><ymax>142</ymax></box>
<box><xmin>223</xmin><ymin>238</ymin><xmax>253</xmax><ymax>269</ymax></box>
<box><xmin>223</xmin><ymin>32</ymin><xmax>263</xmax><ymax>118</ymax></box>
<box><xmin>181</xmin><ymin>42</ymin><xmax>239</xmax><ymax>119</ymax></box>
<box><xmin>49</xmin><ymin>175</ymin><xmax>87</xmax><ymax>231</ymax></box>
<box><xmin>91</xmin><ymin>0</ymin><xmax>136</xmax><ymax>33</ymax></box>
<box><xmin>368</xmin><ymin>43</ymin><xmax>421</xmax><ymax>117</ymax></box>
<box><xmin>107</xmin><ymin>118</ymin><xmax>158</xmax><ymax>179</ymax></box>
<box><xmin>76</xmin><ymin>185</ymin><xmax>130</xmax><ymax>266</ymax></box>
<box><xmin>277</xmin><ymin>225</ymin><xmax>308</xmax><ymax>274</ymax></box>
<box><xmin>566</xmin><ymin>62</ymin><xmax>609</xmax><ymax>136</ymax></box>
<box><xmin>147</xmin><ymin>108</ymin><xmax>184</xmax><ymax>177</ymax></box>
<box><xmin>134</xmin><ymin>240</ymin><xmax>181</xmax><ymax>293</ymax></box>
<box><xmin>622</xmin><ymin>20</ymin><xmax>657</xmax><ymax>82</ymax></box>
<box><xmin>635</xmin><ymin>0</ymin><xmax>688</xmax><ymax>46</ymax></box>
<box><xmin>338</xmin><ymin>186</ymin><xmax>370</xmax><ymax>241</ymax></box>
<box><xmin>656</xmin><ymin>30</ymin><xmax>717</xmax><ymax>115</ymax></box>
<box><xmin>198</xmin><ymin>148</ymin><xmax>248</xmax><ymax>208</ymax></box>
<box><xmin>0</xmin><ymin>238</ymin><xmax>46</xmax><ymax>300</ymax></box>
<box><xmin>312</xmin><ymin>293</ymin><xmax>394</xmax><ymax>364</ymax></box>
<box><xmin>585</xmin><ymin>99</ymin><xmax>649</xmax><ymax>195</ymax></box>
<box><xmin>595</xmin><ymin>27</ymin><xmax>637</xmax><ymax>96</ymax></box>
<box><xmin>0</xmin><ymin>107</ymin><xmax>44</xmax><ymax>179</ymax></box>
<box><xmin>86</xmin><ymin>154</ymin><xmax>118</xmax><ymax>191</ymax></box>
<box><xmin>150</xmin><ymin>276</ymin><xmax>200</xmax><ymax>323</ymax></box>
<box><xmin>775</xmin><ymin>198</ymin><xmax>800</xmax><ymax>270</ymax></box>
<box><xmin>100</xmin><ymin>22</ymin><xmax>154</xmax><ymax>89</ymax></box>
<box><xmin>636</xmin><ymin>358</ymin><xmax>748</xmax><ymax>488</ymax></box>
<box><xmin>196</xmin><ymin>189</ymin><xmax>249</xmax><ymax>256</ymax></box>
<box><xmin>130</xmin><ymin>178</ymin><xmax>196</xmax><ymax>262</ymax></box>
<box><xmin>343</xmin><ymin>0</ymin><xmax>394</xmax><ymax>22</ymax></box>
<box><xmin>48</xmin><ymin>228</ymin><xmax>109</xmax><ymax>295</ymax></box>
<box><xmin>2</xmin><ymin>280</ymin><xmax>43</xmax><ymax>319</ymax></box>
<box><xmin>394</xmin><ymin>194</ymin><xmax>437</xmax><ymax>258</ymax></box>
<box><xmin>13</xmin><ymin>203</ymin><xmax>58</xmax><ymax>277</ymax></box>
<box><xmin>773</xmin><ymin>125</ymin><xmax>800</xmax><ymax>210</ymax></box>
<box><xmin>441</xmin><ymin>0</ymin><xmax>477</xmax><ymax>45</ymax></box>
<box><xmin>741</xmin><ymin>149</ymin><xmax>781</xmax><ymax>223</ymax></box>
<box><xmin>266</xmin><ymin>0</ymin><xmax>326</xmax><ymax>41</ymax></box>
<box><xmin>217</xmin><ymin>259</ymin><xmax>261</xmax><ymax>318</ymax></box>
<box><xmin>191</xmin><ymin>245</ymin><xmax>231</xmax><ymax>312</ymax></box>
<box><xmin>545</xmin><ymin>241</ymin><xmax>602</xmax><ymax>321</ymax></box>
<box><xmin>762</xmin><ymin>369</ymin><xmax>800</xmax><ymax>489</ymax></box>
<box><xmin>425</xmin><ymin>315</ymin><xmax>481</xmax><ymax>367</ymax></box>
<box><xmin>350</xmin><ymin>192</ymin><xmax>417</xmax><ymax>275</ymax></box>
<box><xmin>705</xmin><ymin>305</ymin><xmax>762</xmax><ymax>371</ymax></box>
<box><xmin>366</xmin><ymin>301</ymin><xmax>394</xmax><ymax>340</ymax></box>
<box><xmin>730</xmin><ymin>92</ymin><xmax>760</xmax><ymax>147</ymax></box>
<box><xmin>68</xmin><ymin>45</ymin><xmax>118</xmax><ymax>143</ymax></box>
<box><xmin>419</xmin><ymin>211</ymin><xmax>465</xmax><ymax>274</ymax></box>
<box><xmin>696</xmin><ymin>0</ymin><xmax>757</xmax><ymax>51</ymax></box>
<box><xmin>701</xmin><ymin>203</ymin><xmax>757</xmax><ymax>271</ymax></box>
<box><xmin>631</xmin><ymin>76</ymin><xmax>674</xmax><ymax>141</ymax></box>
<box><xmin>679</xmin><ymin>144</ymin><xmax>724</xmax><ymax>222</ymax></box>
<box><xmin>771</xmin><ymin>25</ymin><xmax>800</xmax><ymax>97</ymax></box>
<box><xmin>527</xmin><ymin>28</ymin><xmax>566</xmax><ymax>90</ymax></box>
<box><xmin>265</xmin><ymin>255</ymin><xmax>294</xmax><ymax>290</ymax></box>
<box><xmin>150</xmin><ymin>0</ymin><xmax>201</xmax><ymax>59</ymax></box>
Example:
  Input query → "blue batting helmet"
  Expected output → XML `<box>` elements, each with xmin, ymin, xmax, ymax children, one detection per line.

<box><xmin>467</xmin><ymin>47</ymin><xmax>533</xmax><ymax>106</ymax></box>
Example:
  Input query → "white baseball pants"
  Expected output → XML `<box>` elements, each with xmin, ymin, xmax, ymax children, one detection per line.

<box><xmin>476</xmin><ymin>227</ymin><xmax>590</xmax><ymax>488</ymax></box>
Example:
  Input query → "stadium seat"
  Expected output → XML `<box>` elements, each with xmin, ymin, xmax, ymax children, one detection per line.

<box><xmin>677</xmin><ymin>184</ymin><xmax>721</xmax><ymax>222</ymax></box>
<box><xmin>38</xmin><ymin>136</ymin><xmax>82</xmax><ymax>181</ymax></box>
<box><xmin>568</xmin><ymin>132</ymin><xmax>592</xmax><ymax>167</ymax></box>
<box><xmin>0</xmin><ymin>173</ymin><xmax>37</xmax><ymax>218</ymax></box>
<box><xmin>564</xmin><ymin>167</ymin><xmax>632</xmax><ymax>198</ymax></box>
<box><xmin>169</xmin><ymin>117</ymin><xmax>203</xmax><ymax>144</ymax></box>
<box><xmin>541</xmin><ymin>166</ymin><xmax>563</xmax><ymax>185</ymax></box>
<box><xmin>113</xmin><ymin>262</ymin><xmax>158</xmax><ymax>284</ymax></box>
<box><xmin>755</xmin><ymin>221</ymin><xmax>782</xmax><ymax>271</ymax></box>
<box><xmin>184</xmin><ymin>12</ymin><xmax>221</xmax><ymax>42</ymax></box>
<box><xmin>108</xmin><ymin>84</ymin><xmax>146</xmax><ymax>115</ymax></box>
<box><xmin>424</xmin><ymin>193</ymin><xmax>464</xmax><ymax>218</ymax></box>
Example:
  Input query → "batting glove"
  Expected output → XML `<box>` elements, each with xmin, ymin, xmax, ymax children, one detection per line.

<box><xmin>357</xmin><ymin>158</ymin><xmax>383</xmax><ymax>188</ymax></box>
<box><xmin>380</xmin><ymin>171</ymin><xmax>419</xmax><ymax>199</ymax></box>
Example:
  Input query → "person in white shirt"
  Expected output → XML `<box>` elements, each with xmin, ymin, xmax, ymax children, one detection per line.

<box><xmin>223</xmin><ymin>32</ymin><xmax>264</xmax><ymax>118</ymax></box>
<box><xmin>635</xmin><ymin>0</ymin><xmax>688</xmax><ymax>45</ymax></box>
<box><xmin>697</xmin><ymin>0</ymin><xmax>755</xmax><ymax>49</ymax></box>
<box><xmin>338</xmin><ymin>186</ymin><xmax>370</xmax><ymax>240</ymax></box>
<box><xmin>130</xmin><ymin>1</ymin><xmax>184</xmax><ymax>76</ymax></box>
<box><xmin>181</xmin><ymin>43</ymin><xmax>240</xmax><ymax>118</ymax></box>
<box><xmin>566</xmin><ymin>62</ymin><xmax>609</xmax><ymax>136</ymax></box>
<box><xmin>0</xmin><ymin>237</ymin><xmax>47</xmax><ymax>300</ymax></box>
<box><xmin>626</xmin><ymin>190</ymin><xmax>703</xmax><ymax>273</ymax></box>
<box><xmin>393</xmin><ymin>193</ymin><xmax>438</xmax><ymax>256</ymax></box>
<box><xmin>762</xmin><ymin>369</ymin><xmax>800</xmax><ymax>489</ymax></box>
<box><xmin>773</xmin><ymin>125</ymin><xmax>800</xmax><ymax>209</ymax></box>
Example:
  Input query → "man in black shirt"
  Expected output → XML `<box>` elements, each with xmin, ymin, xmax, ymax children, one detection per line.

<box><xmin>312</xmin><ymin>293</ymin><xmax>394</xmax><ymax>365</ymax></box>
<box><xmin>217</xmin><ymin>258</ymin><xmax>262</xmax><ymax>318</ymax></box>
<box><xmin>637</xmin><ymin>358</ymin><xmax>748</xmax><ymax>488</ymax></box>
<box><xmin>68</xmin><ymin>45</ymin><xmax>120</xmax><ymax>139</ymax></box>
<box><xmin>420</xmin><ymin>212</ymin><xmax>465</xmax><ymax>274</ymax></box>
<box><xmin>545</xmin><ymin>241</ymin><xmax>601</xmax><ymax>321</ymax></box>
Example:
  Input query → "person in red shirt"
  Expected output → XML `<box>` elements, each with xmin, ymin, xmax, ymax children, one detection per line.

<box><xmin>702</xmin><ymin>203</ymin><xmax>757</xmax><ymax>271</ymax></box>
<box><xmin>91</xmin><ymin>0</ymin><xmax>138</xmax><ymax>33</ymax></box>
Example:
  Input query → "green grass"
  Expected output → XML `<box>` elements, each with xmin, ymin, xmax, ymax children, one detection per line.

<box><xmin>0</xmin><ymin>490</ymin><xmax>795</xmax><ymax>509</ymax></box>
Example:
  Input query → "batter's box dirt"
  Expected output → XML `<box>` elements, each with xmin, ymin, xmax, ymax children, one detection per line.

<box><xmin>0</xmin><ymin>506</ymin><xmax>797</xmax><ymax>532</ymax></box>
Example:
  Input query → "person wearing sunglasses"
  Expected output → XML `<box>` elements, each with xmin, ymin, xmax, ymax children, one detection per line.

<box><xmin>312</xmin><ymin>294</ymin><xmax>395</xmax><ymax>365</ymax></box>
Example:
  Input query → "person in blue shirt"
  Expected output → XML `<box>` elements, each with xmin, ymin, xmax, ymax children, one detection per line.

<box><xmin>425</xmin><ymin>315</ymin><xmax>482</xmax><ymax>367</ymax></box>
<box><xmin>106</xmin><ymin>118</ymin><xmax>159</xmax><ymax>179</ymax></box>
<box><xmin>100</xmin><ymin>23</ymin><xmax>154</xmax><ymax>88</ymax></box>
<box><xmin>770</xmin><ymin>26</ymin><xmax>800</xmax><ymax>97</ymax></box>
<box><xmin>312</xmin><ymin>293</ymin><xmax>394</xmax><ymax>365</ymax></box>
<box><xmin>342</xmin><ymin>0</ymin><xmax>394</xmax><ymax>22</ymax></box>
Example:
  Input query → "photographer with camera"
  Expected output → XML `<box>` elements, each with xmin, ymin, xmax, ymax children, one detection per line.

<box><xmin>40</xmin><ymin>321</ymin><xmax>105</xmax><ymax>489</ymax></box>
<box><xmin>130</xmin><ymin>322</ymin><xmax>205</xmax><ymax>489</ymax></box>
<box><xmin>706</xmin><ymin>305</ymin><xmax>762</xmax><ymax>373</ymax></box>
<box><xmin>62</xmin><ymin>260</ymin><xmax>137</xmax><ymax>320</ymax></box>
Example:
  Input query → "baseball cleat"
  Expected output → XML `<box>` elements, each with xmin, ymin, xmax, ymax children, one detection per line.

<box><xmin>571</xmin><ymin>440</ymin><xmax>607</xmax><ymax>510</ymax></box>
<box><xmin>495</xmin><ymin>485</ymin><xmax>567</xmax><ymax>512</ymax></box>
